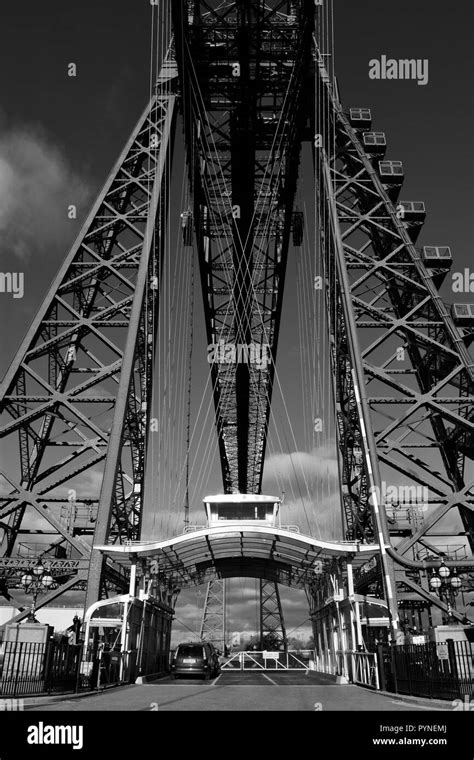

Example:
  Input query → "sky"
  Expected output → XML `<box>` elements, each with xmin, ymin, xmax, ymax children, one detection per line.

<box><xmin>0</xmin><ymin>0</ymin><xmax>472</xmax><ymax>638</ymax></box>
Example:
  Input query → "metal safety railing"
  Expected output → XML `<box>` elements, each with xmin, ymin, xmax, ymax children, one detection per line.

<box><xmin>377</xmin><ymin>640</ymin><xmax>474</xmax><ymax>700</ymax></box>
<box><xmin>0</xmin><ymin>640</ymin><xmax>85</xmax><ymax>697</ymax></box>
<box><xmin>0</xmin><ymin>640</ymin><xmax>142</xmax><ymax>697</ymax></box>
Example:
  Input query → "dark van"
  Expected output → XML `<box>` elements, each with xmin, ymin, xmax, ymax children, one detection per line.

<box><xmin>170</xmin><ymin>641</ymin><xmax>220</xmax><ymax>679</ymax></box>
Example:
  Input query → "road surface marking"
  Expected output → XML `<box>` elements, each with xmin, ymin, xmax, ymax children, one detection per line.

<box><xmin>262</xmin><ymin>674</ymin><xmax>278</xmax><ymax>686</ymax></box>
<box><xmin>390</xmin><ymin>700</ymin><xmax>442</xmax><ymax>711</ymax></box>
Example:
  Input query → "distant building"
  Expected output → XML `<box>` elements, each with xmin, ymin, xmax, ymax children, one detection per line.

<box><xmin>0</xmin><ymin>606</ymin><xmax>84</xmax><ymax>634</ymax></box>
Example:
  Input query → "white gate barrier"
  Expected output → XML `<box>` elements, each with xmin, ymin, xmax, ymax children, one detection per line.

<box><xmin>313</xmin><ymin>650</ymin><xmax>380</xmax><ymax>689</ymax></box>
<box><xmin>219</xmin><ymin>649</ymin><xmax>379</xmax><ymax>687</ymax></box>
<box><xmin>349</xmin><ymin>651</ymin><xmax>379</xmax><ymax>690</ymax></box>
<box><xmin>220</xmin><ymin>650</ymin><xmax>315</xmax><ymax>671</ymax></box>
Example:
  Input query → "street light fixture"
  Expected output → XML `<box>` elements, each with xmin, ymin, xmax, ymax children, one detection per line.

<box><xmin>438</xmin><ymin>564</ymin><xmax>450</xmax><ymax>580</ymax></box>
<box><xmin>429</xmin><ymin>562</ymin><xmax>462</xmax><ymax>622</ymax></box>
<box><xmin>20</xmin><ymin>573</ymin><xmax>33</xmax><ymax>587</ymax></box>
<box><xmin>21</xmin><ymin>563</ymin><xmax>54</xmax><ymax>621</ymax></box>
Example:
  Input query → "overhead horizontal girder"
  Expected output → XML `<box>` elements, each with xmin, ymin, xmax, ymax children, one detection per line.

<box><xmin>172</xmin><ymin>0</ymin><xmax>314</xmax><ymax>494</ymax></box>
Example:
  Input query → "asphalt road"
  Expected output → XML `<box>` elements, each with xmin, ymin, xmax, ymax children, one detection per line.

<box><xmin>26</xmin><ymin>671</ymin><xmax>451</xmax><ymax>712</ymax></box>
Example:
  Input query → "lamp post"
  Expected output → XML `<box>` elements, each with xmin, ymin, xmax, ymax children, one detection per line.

<box><xmin>21</xmin><ymin>563</ymin><xmax>54</xmax><ymax>622</ymax></box>
<box><xmin>429</xmin><ymin>562</ymin><xmax>462</xmax><ymax>623</ymax></box>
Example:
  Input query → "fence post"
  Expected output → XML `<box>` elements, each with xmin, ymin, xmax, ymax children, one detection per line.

<box><xmin>96</xmin><ymin>648</ymin><xmax>103</xmax><ymax>690</ymax></box>
<box><xmin>446</xmin><ymin>638</ymin><xmax>459</xmax><ymax>694</ymax></box>
<box><xmin>44</xmin><ymin>639</ymin><xmax>55</xmax><ymax>694</ymax></box>
<box><xmin>390</xmin><ymin>644</ymin><xmax>399</xmax><ymax>694</ymax></box>
<box><xmin>427</xmin><ymin>642</ymin><xmax>434</xmax><ymax>699</ymax></box>
<box><xmin>74</xmin><ymin>645</ymin><xmax>83</xmax><ymax>694</ymax></box>
<box><xmin>12</xmin><ymin>643</ymin><xmax>20</xmax><ymax>698</ymax></box>
<box><xmin>406</xmin><ymin>644</ymin><xmax>413</xmax><ymax>696</ymax></box>
<box><xmin>376</xmin><ymin>644</ymin><xmax>386</xmax><ymax>691</ymax></box>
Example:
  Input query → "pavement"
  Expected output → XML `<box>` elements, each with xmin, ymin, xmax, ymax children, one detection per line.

<box><xmin>23</xmin><ymin>671</ymin><xmax>455</xmax><ymax>712</ymax></box>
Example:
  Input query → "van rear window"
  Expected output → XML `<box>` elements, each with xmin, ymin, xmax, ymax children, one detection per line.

<box><xmin>178</xmin><ymin>645</ymin><xmax>203</xmax><ymax>657</ymax></box>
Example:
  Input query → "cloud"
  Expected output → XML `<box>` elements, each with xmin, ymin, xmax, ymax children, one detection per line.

<box><xmin>263</xmin><ymin>444</ymin><xmax>339</xmax><ymax>488</ymax></box>
<box><xmin>262</xmin><ymin>444</ymin><xmax>341</xmax><ymax>538</ymax></box>
<box><xmin>0</xmin><ymin>125</ymin><xmax>92</xmax><ymax>260</ymax></box>
<box><xmin>280</xmin><ymin>492</ymin><xmax>342</xmax><ymax>540</ymax></box>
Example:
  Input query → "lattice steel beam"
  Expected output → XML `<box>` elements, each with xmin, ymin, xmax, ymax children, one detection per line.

<box><xmin>173</xmin><ymin>0</ymin><xmax>314</xmax><ymax>493</ymax></box>
<box><xmin>199</xmin><ymin>578</ymin><xmax>226</xmax><ymax>650</ymax></box>
<box><xmin>0</xmin><ymin>53</ymin><xmax>178</xmax><ymax>619</ymax></box>
<box><xmin>259</xmin><ymin>579</ymin><xmax>286</xmax><ymax>650</ymax></box>
<box><xmin>172</xmin><ymin>1</ymin><xmax>309</xmax><ymax>644</ymax></box>
<box><xmin>313</xmin><ymin>40</ymin><xmax>473</xmax><ymax>624</ymax></box>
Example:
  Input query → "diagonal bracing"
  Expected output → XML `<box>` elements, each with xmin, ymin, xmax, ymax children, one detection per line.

<box><xmin>0</xmin><ymin>55</ymin><xmax>178</xmax><ymax>618</ymax></box>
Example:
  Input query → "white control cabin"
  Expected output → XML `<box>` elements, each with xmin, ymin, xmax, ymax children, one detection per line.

<box><xmin>203</xmin><ymin>493</ymin><xmax>281</xmax><ymax>528</ymax></box>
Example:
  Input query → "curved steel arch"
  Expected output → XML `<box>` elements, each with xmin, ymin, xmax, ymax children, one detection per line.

<box><xmin>95</xmin><ymin>526</ymin><xmax>382</xmax><ymax>592</ymax></box>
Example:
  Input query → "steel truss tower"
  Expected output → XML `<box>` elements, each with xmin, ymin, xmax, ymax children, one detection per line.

<box><xmin>259</xmin><ymin>579</ymin><xmax>287</xmax><ymax>650</ymax></box>
<box><xmin>314</xmin><ymin>42</ymin><xmax>473</xmax><ymax>626</ymax></box>
<box><xmin>199</xmin><ymin>579</ymin><xmax>226</xmax><ymax>651</ymax></box>
<box><xmin>0</xmin><ymin>1</ymin><xmax>472</xmax><ymax>637</ymax></box>
<box><xmin>0</xmin><ymin>52</ymin><xmax>178</xmax><ymax>618</ymax></box>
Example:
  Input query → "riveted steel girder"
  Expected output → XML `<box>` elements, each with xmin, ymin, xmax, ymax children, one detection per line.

<box><xmin>259</xmin><ymin>579</ymin><xmax>287</xmax><ymax>650</ymax></box>
<box><xmin>172</xmin><ymin>0</ymin><xmax>313</xmax><ymax>648</ymax></box>
<box><xmin>172</xmin><ymin>0</ymin><xmax>314</xmax><ymax>494</ymax></box>
<box><xmin>313</xmin><ymin>44</ymin><xmax>473</xmax><ymax>624</ymax></box>
<box><xmin>0</xmin><ymin>54</ymin><xmax>177</xmax><ymax>620</ymax></box>
<box><xmin>199</xmin><ymin>578</ymin><xmax>226</xmax><ymax>650</ymax></box>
